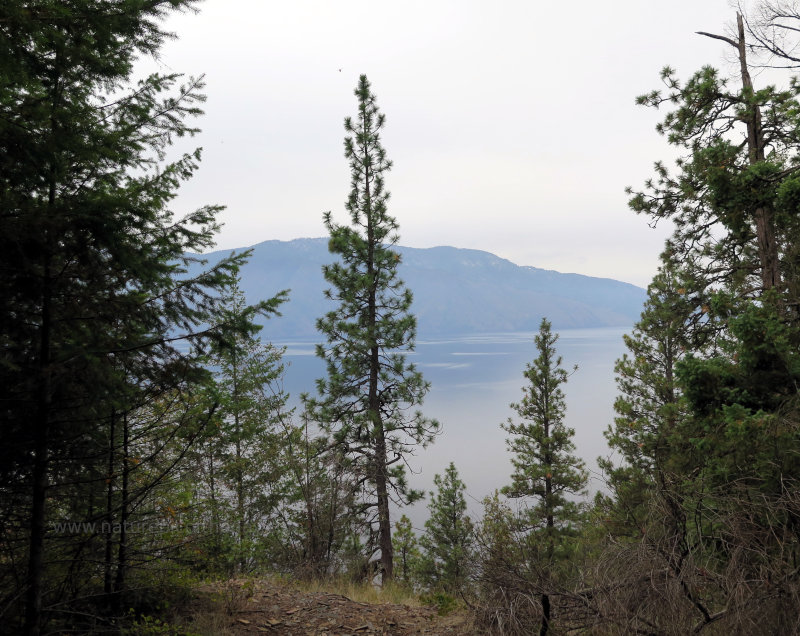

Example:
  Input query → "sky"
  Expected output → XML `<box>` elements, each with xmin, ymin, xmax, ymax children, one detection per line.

<box><xmin>137</xmin><ymin>0</ymin><xmax>751</xmax><ymax>287</ymax></box>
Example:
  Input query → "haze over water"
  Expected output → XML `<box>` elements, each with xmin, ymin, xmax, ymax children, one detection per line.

<box><xmin>278</xmin><ymin>326</ymin><xmax>629</xmax><ymax>529</ymax></box>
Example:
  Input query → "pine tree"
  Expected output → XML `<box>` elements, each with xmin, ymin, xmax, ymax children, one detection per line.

<box><xmin>629</xmin><ymin>12</ymin><xmax>800</xmax><ymax>308</ymax></box>
<box><xmin>393</xmin><ymin>515</ymin><xmax>421</xmax><ymax>587</ymax></box>
<box><xmin>418</xmin><ymin>463</ymin><xmax>474</xmax><ymax>594</ymax></box>
<box><xmin>628</xmin><ymin>6</ymin><xmax>800</xmax><ymax>508</ymax></box>
<box><xmin>501</xmin><ymin>318</ymin><xmax>587</xmax><ymax>636</ymax></box>
<box><xmin>598</xmin><ymin>257</ymin><xmax>696</xmax><ymax>535</ymax></box>
<box><xmin>601</xmin><ymin>11</ymin><xmax>800</xmax><ymax>629</ymax></box>
<box><xmin>306</xmin><ymin>75</ymin><xmax>438</xmax><ymax>582</ymax></box>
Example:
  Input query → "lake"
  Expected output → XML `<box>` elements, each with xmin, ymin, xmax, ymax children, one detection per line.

<box><xmin>276</xmin><ymin>326</ymin><xmax>630</xmax><ymax>529</ymax></box>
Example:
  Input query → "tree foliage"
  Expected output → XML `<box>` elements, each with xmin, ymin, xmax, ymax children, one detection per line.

<box><xmin>305</xmin><ymin>75</ymin><xmax>438</xmax><ymax>581</ymax></box>
<box><xmin>0</xmin><ymin>2</ymin><xmax>281</xmax><ymax>632</ymax></box>
<box><xmin>188</xmin><ymin>281</ymin><xmax>289</xmax><ymax>574</ymax></box>
<box><xmin>418</xmin><ymin>463</ymin><xmax>475</xmax><ymax>594</ymax></box>
<box><xmin>595</xmin><ymin>8</ymin><xmax>800</xmax><ymax>633</ymax></box>
<box><xmin>501</xmin><ymin>319</ymin><xmax>587</xmax><ymax>534</ymax></box>
<box><xmin>500</xmin><ymin>318</ymin><xmax>587</xmax><ymax>635</ymax></box>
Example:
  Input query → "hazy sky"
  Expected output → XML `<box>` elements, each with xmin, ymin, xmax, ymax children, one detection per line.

<box><xmin>139</xmin><ymin>0</ymin><xmax>750</xmax><ymax>287</ymax></box>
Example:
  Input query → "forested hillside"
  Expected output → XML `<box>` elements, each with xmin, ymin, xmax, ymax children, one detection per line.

<box><xmin>4</xmin><ymin>2</ymin><xmax>800</xmax><ymax>635</ymax></box>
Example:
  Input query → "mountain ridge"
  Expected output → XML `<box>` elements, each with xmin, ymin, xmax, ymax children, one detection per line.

<box><xmin>190</xmin><ymin>238</ymin><xmax>646</xmax><ymax>338</ymax></box>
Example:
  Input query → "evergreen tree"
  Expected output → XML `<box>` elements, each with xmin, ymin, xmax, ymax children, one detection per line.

<box><xmin>501</xmin><ymin>318</ymin><xmax>587</xmax><ymax>636</ymax></box>
<box><xmin>194</xmin><ymin>281</ymin><xmax>289</xmax><ymax>573</ymax></box>
<box><xmin>277</xmin><ymin>417</ymin><xmax>367</xmax><ymax>577</ymax></box>
<box><xmin>628</xmin><ymin>12</ymin><xmax>800</xmax><ymax>308</ymax></box>
<box><xmin>0</xmin><ymin>2</ymin><xmax>279</xmax><ymax>631</ymax></box>
<box><xmin>418</xmin><ymin>463</ymin><xmax>474</xmax><ymax>594</ymax></box>
<box><xmin>393</xmin><ymin>514</ymin><xmax>421</xmax><ymax>587</ymax></box>
<box><xmin>598</xmin><ymin>257</ymin><xmax>696</xmax><ymax>535</ymax></box>
<box><xmin>598</xmin><ymin>10</ymin><xmax>800</xmax><ymax>630</ymax></box>
<box><xmin>306</xmin><ymin>75</ymin><xmax>438</xmax><ymax>582</ymax></box>
<box><xmin>628</xmin><ymin>7</ymin><xmax>800</xmax><ymax>504</ymax></box>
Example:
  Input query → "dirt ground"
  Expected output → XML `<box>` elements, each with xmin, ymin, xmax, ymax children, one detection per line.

<box><xmin>190</xmin><ymin>579</ymin><xmax>476</xmax><ymax>635</ymax></box>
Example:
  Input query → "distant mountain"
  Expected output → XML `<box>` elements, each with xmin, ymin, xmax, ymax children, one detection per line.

<box><xmin>190</xmin><ymin>238</ymin><xmax>646</xmax><ymax>339</ymax></box>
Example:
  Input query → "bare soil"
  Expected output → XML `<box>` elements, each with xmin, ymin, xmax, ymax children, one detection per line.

<box><xmin>190</xmin><ymin>579</ymin><xmax>476</xmax><ymax>635</ymax></box>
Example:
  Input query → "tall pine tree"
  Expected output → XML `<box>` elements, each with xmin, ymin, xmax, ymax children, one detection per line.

<box><xmin>306</xmin><ymin>75</ymin><xmax>438</xmax><ymax>582</ymax></box>
<box><xmin>501</xmin><ymin>318</ymin><xmax>587</xmax><ymax>636</ymax></box>
<box><xmin>600</xmin><ymin>9</ymin><xmax>800</xmax><ymax>630</ymax></box>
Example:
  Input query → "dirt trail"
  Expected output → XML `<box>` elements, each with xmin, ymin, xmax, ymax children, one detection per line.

<box><xmin>197</xmin><ymin>579</ymin><xmax>475</xmax><ymax>635</ymax></box>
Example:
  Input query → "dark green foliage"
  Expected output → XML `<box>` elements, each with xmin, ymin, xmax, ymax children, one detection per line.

<box><xmin>499</xmin><ymin>318</ymin><xmax>586</xmax><ymax>636</ymax></box>
<box><xmin>418</xmin><ymin>463</ymin><xmax>475</xmax><ymax>594</ymax></box>
<box><xmin>305</xmin><ymin>75</ymin><xmax>438</xmax><ymax>581</ymax></box>
<box><xmin>593</xmin><ymin>15</ymin><xmax>800</xmax><ymax>632</ymax></box>
<box><xmin>189</xmin><ymin>281</ymin><xmax>289</xmax><ymax>574</ymax></box>
<box><xmin>392</xmin><ymin>514</ymin><xmax>421</xmax><ymax>586</ymax></box>
<box><xmin>598</xmin><ymin>258</ymin><xmax>696</xmax><ymax>535</ymax></box>
<box><xmin>501</xmin><ymin>319</ymin><xmax>587</xmax><ymax>536</ymax></box>
<box><xmin>628</xmin><ymin>60</ymin><xmax>800</xmax><ymax>300</ymax></box>
<box><xmin>0</xmin><ymin>2</ymin><xmax>279</xmax><ymax>632</ymax></box>
<box><xmin>674</xmin><ymin>293</ymin><xmax>800</xmax><ymax>488</ymax></box>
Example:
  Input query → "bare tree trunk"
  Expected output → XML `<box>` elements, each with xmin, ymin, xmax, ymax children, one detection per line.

<box><xmin>736</xmin><ymin>13</ymin><xmax>782</xmax><ymax>292</ymax></box>
<box><xmin>539</xmin><ymin>593</ymin><xmax>551</xmax><ymax>636</ymax></box>
<box><xmin>114</xmin><ymin>413</ymin><xmax>129</xmax><ymax>601</ymax></box>
<box><xmin>24</xmin><ymin>160</ymin><xmax>57</xmax><ymax>636</ymax></box>
<box><xmin>375</xmin><ymin>435</ymin><xmax>393</xmax><ymax>582</ymax></box>
<box><xmin>699</xmin><ymin>13</ymin><xmax>782</xmax><ymax>293</ymax></box>
<box><xmin>104</xmin><ymin>410</ymin><xmax>117</xmax><ymax>596</ymax></box>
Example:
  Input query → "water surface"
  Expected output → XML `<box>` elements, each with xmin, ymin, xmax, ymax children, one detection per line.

<box><xmin>277</xmin><ymin>327</ymin><xmax>629</xmax><ymax>527</ymax></box>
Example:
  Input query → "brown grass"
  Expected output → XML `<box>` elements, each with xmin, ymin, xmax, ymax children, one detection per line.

<box><xmin>275</xmin><ymin>574</ymin><xmax>423</xmax><ymax>607</ymax></box>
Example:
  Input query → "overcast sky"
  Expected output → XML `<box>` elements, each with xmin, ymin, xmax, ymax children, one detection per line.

<box><xmin>138</xmin><ymin>0</ymin><xmax>754</xmax><ymax>287</ymax></box>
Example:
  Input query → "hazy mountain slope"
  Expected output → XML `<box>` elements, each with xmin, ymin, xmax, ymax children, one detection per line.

<box><xmin>190</xmin><ymin>238</ymin><xmax>646</xmax><ymax>338</ymax></box>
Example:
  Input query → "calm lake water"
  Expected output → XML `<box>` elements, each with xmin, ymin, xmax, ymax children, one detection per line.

<box><xmin>277</xmin><ymin>327</ymin><xmax>629</xmax><ymax>528</ymax></box>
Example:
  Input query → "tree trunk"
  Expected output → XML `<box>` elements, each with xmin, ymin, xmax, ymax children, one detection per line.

<box><xmin>539</xmin><ymin>593</ymin><xmax>551</xmax><ymax>636</ymax></box>
<box><xmin>364</xmin><ymin>121</ymin><xmax>393</xmax><ymax>583</ymax></box>
<box><xmin>104</xmin><ymin>409</ymin><xmax>117</xmax><ymax>596</ymax></box>
<box><xmin>24</xmin><ymin>403</ymin><xmax>49</xmax><ymax>636</ymax></box>
<box><xmin>233</xmin><ymin>347</ymin><xmax>246</xmax><ymax>573</ymax></box>
<box><xmin>114</xmin><ymin>413</ymin><xmax>129</xmax><ymax>601</ymax></box>
<box><xmin>542</xmin><ymin>381</ymin><xmax>553</xmax><ymax>636</ymax></box>
<box><xmin>375</xmin><ymin>438</ymin><xmax>393</xmax><ymax>582</ymax></box>
<box><xmin>24</xmin><ymin>156</ymin><xmax>57</xmax><ymax>636</ymax></box>
<box><xmin>736</xmin><ymin>12</ymin><xmax>781</xmax><ymax>293</ymax></box>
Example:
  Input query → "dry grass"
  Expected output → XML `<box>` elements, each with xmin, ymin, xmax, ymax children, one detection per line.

<box><xmin>277</xmin><ymin>574</ymin><xmax>423</xmax><ymax>607</ymax></box>
<box><xmin>182</xmin><ymin>609</ymin><xmax>236</xmax><ymax>636</ymax></box>
<box><xmin>173</xmin><ymin>575</ymin><xmax>475</xmax><ymax>635</ymax></box>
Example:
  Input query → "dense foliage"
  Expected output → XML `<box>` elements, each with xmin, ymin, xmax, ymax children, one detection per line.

<box><xmin>0</xmin><ymin>2</ymin><xmax>281</xmax><ymax>632</ymax></box>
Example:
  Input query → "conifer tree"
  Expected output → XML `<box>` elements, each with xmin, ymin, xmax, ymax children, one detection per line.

<box><xmin>0</xmin><ymin>2</ymin><xmax>277</xmax><ymax>631</ymax></box>
<box><xmin>598</xmin><ymin>258</ymin><xmax>696</xmax><ymax>535</ymax></box>
<box><xmin>628</xmin><ymin>7</ymin><xmax>800</xmax><ymax>504</ymax></box>
<box><xmin>197</xmin><ymin>281</ymin><xmax>289</xmax><ymax>573</ymax></box>
<box><xmin>418</xmin><ymin>463</ymin><xmax>475</xmax><ymax>594</ymax></box>
<box><xmin>598</xmin><ymin>11</ymin><xmax>800</xmax><ymax>629</ymax></box>
<box><xmin>501</xmin><ymin>318</ymin><xmax>587</xmax><ymax>636</ymax></box>
<box><xmin>393</xmin><ymin>514</ymin><xmax>421</xmax><ymax>586</ymax></box>
<box><xmin>628</xmin><ymin>12</ymin><xmax>800</xmax><ymax>308</ymax></box>
<box><xmin>306</xmin><ymin>75</ymin><xmax>438</xmax><ymax>582</ymax></box>
<box><xmin>277</xmin><ymin>419</ymin><xmax>366</xmax><ymax>577</ymax></box>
